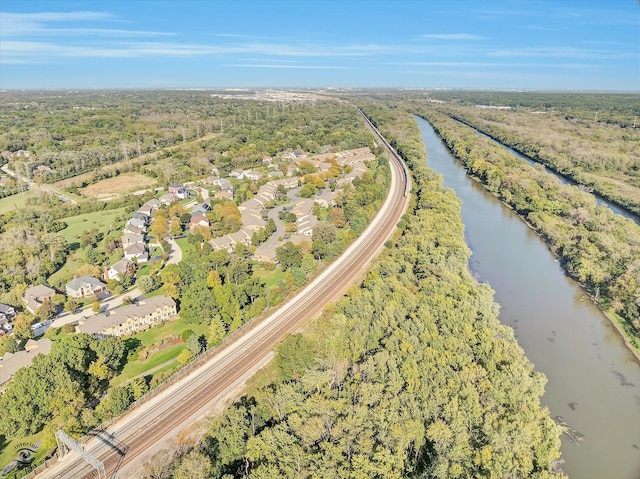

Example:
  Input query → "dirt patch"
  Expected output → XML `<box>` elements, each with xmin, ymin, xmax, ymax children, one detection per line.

<box><xmin>81</xmin><ymin>173</ymin><xmax>157</xmax><ymax>197</ymax></box>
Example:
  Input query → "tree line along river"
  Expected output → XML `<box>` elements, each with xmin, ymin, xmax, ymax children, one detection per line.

<box><xmin>415</xmin><ymin>116</ymin><xmax>640</xmax><ymax>479</ymax></box>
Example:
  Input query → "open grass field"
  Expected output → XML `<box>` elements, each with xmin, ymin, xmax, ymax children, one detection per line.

<box><xmin>58</xmin><ymin>208</ymin><xmax>126</xmax><ymax>243</ymax></box>
<box><xmin>80</xmin><ymin>173</ymin><xmax>157</xmax><ymax>198</ymax></box>
<box><xmin>0</xmin><ymin>191</ymin><xmax>36</xmax><ymax>215</ymax></box>
<box><xmin>254</xmin><ymin>267</ymin><xmax>286</xmax><ymax>289</ymax></box>
<box><xmin>109</xmin><ymin>317</ymin><xmax>209</xmax><ymax>386</ymax></box>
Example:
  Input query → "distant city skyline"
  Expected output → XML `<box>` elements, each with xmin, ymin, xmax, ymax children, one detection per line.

<box><xmin>0</xmin><ymin>0</ymin><xmax>638</xmax><ymax>91</ymax></box>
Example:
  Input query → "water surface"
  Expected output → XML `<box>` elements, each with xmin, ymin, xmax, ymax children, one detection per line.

<box><xmin>417</xmin><ymin>116</ymin><xmax>640</xmax><ymax>479</ymax></box>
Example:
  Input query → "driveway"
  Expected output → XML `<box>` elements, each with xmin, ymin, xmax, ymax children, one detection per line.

<box><xmin>48</xmin><ymin>287</ymin><xmax>144</xmax><ymax>329</ymax></box>
<box><xmin>166</xmin><ymin>237</ymin><xmax>182</xmax><ymax>264</ymax></box>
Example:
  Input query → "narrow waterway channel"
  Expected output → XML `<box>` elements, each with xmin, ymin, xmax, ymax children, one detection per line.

<box><xmin>415</xmin><ymin>116</ymin><xmax>640</xmax><ymax>479</ymax></box>
<box><xmin>461</xmin><ymin>119</ymin><xmax>640</xmax><ymax>225</ymax></box>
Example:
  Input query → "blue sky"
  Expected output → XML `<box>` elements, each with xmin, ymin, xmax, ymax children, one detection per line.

<box><xmin>0</xmin><ymin>0</ymin><xmax>637</xmax><ymax>90</ymax></box>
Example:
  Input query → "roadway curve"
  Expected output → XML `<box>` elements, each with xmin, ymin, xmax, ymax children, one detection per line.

<box><xmin>37</xmin><ymin>110</ymin><xmax>409</xmax><ymax>479</ymax></box>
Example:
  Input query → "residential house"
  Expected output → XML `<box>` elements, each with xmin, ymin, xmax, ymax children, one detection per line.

<box><xmin>132</xmin><ymin>212</ymin><xmax>149</xmax><ymax>224</ymax></box>
<box><xmin>158</xmin><ymin>193</ymin><xmax>175</xmax><ymax>206</ymax></box>
<box><xmin>145</xmin><ymin>198</ymin><xmax>161</xmax><ymax>210</ymax></box>
<box><xmin>124</xmin><ymin>243</ymin><xmax>149</xmax><ymax>263</ymax></box>
<box><xmin>209</xmin><ymin>235</ymin><xmax>236</xmax><ymax>252</ymax></box>
<box><xmin>254</xmin><ymin>243</ymin><xmax>278</xmax><ymax>263</ymax></box>
<box><xmin>0</xmin><ymin>303</ymin><xmax>16</xmax><ymax>322</ymax></box>
<box><xmin>228</xmin><ymin>229</ymin><xmax>252</xmax><ymax>247</ymax></box>
<box><xmin>137</xmin><ymin>204</ymin><xmax>154</xmax><ymax>217</ymax></box>
<box><xmin>209</xmin><ymin>228</ymin><xmax>252</xmax><ymax>253</ymax></box>
<box><xmin>314</xmin><ymin>189</ymin><xmax>338</xmax><ymax>208</ymax></box>
<box><xmin>168</xmin><ymin>183</ymin><xmax>183</xmax><ymax>194</ymax></box>
<box><xmin>191</xmin><ymin>202</ymin><xmax>211</xmax><ymax>215</ymax></box>
<box><xmin>0</xmin><ymin>177</ymin><xmax>12</xmax><ymax>187</ymax></box>
<box><xmin>104</xmin><ymin>258</ymin><xmax>133</xmax><ymax>281</ymax></box>
<box><xmin>123</xmin><ymin>223</ymin><xmax>144</xmax><ymax>236</ymax></box>
<box><xmin>230</xmin><ymin>169</ymin><xmax>244</xmax><ymax>179</ymax></box>
<box><xmin>126</xmin><ymin>216</ymin><xmax>147</xmax><ymax>231</ymax></box>
<box><xmin>244</xmin><ymin>170</ymin><xmax>264</xmax><ymax>181</ymax></box>
<box><xmin>292</xmin><ymin>199</ymin><xmax>316</xmax><ymax>238</ymax></box>
<box><xmin>122</xmin><ymin>232</ymin><xmax>144</xmax><ymax>249</ymax></box>
<box><xmin>75</xmin><ymin>296</ymin><xmax>177</xmax><ymax>338</ymax></box>
<box><xmin>66</xmin><ymin>276</ymin><xmax>108</xmax><ymax>299</ymax></box>
<box><xmin>240</xmin><ymin>208</ymin><xmax>265</xmax><ymax>231</ymax></box>
<box><xmin>23</xmin><ymin>285</ymin><xmax>55</xmax><ymax>314</ymax></box>
<box><xmin>215</xmin><ymin>190</ymin><xmax>233</xmax><ymax>201</ymax></box>
<box><xmin>213</xmin><ymin>178</ymin><xmax>232</xmax><ymax>188</ymax></box>
<box><xmin>0</xmin><ymin>338</ymin><xmax>53</xmax><ymax>391</ymax></box>
<box><xmin>168</xmin><ymin>183</ymin><xmax>189</xmax><ymax>199</ymax></box>
<box><xmin>189</xmin><ymin>214</ymin><xmax>210</xmax><ymax>233</ymax></box>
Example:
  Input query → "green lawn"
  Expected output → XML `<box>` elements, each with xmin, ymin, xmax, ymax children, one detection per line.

<box><xmin>176</xmin><ymin>237</ymin><xmax>196</xmax><ymax>261</ymax></box>
<box><xmin>109</xmin><ymin>318</ymin><xmax>208</xmax><ymax>386</ymax></box>
<box><xmin>254</xmin><ymin>267</ymin><xmax>286</xmax><ymax>289</ymax></box>
<box><xmin>47</xmin><ymin>252</ymin><xmax>86</xmax><ymax>290</ymax></box>
<box><xmin>111</xmin><ymin>344</ymin><xmax>182</xmax><ymax>386</ymax></box>
<box><xmin>58</xmin><ymin>208</ymin><xmax>126</xmax><ymax>244</ymax></box>
<box><xmin>0</xmin><ymin>191</ymin><xmax>36</xmax><ymax>215</ymax></box>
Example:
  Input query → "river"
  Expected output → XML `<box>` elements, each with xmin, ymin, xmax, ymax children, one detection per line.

<box><xmin>416</xmin><ymin>116</ymin><xmax>640</xmax><ymax>479</ymax></box>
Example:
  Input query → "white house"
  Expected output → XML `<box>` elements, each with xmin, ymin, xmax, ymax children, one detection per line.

<box><xmin>105</xmin><ymin>258</ymin><xmax>133</xmax><ymax>281</ymax></box>
<box><xmin>244</xmin><ymin>170</ymin><xmax>264</xmax><ymax>181</ymax></box>
<box><xmin>124</xmin><ymin>243</ymin><xmax>149</xmax><ymax>263</ymax></box>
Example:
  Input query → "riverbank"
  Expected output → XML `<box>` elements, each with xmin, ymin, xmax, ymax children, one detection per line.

<box><xmin>441</xmin><ymin>142</ymin><xmax>640</xmax><ymax>363</ymax></box>
<box><xmin>439</xmin><ymin>110</ymin><xmax>640</xmax><ymax>218</ymax></box>
<box><xmin>414</xmin><ymin>113</ymin><xmax>640</xmax><ymax>479</ymax></box>
<box><xmin>416</xmin><ymin>109</ymin><xmax>640</xmax><ymax>358</ymax></box>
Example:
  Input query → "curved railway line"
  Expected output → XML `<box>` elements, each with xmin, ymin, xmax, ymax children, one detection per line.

<box><xmin>37</xmin><ymin>110</ymin><xmax>410</xmax><ymax>479</ymax></box>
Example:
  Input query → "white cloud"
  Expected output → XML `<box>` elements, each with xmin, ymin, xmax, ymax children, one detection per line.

<box><xmin>229</xmin><ymin>63</ymin><xmax>350</xmax><ymax>70</ymax></box>
<box><xmin>0</xmin><ymin>10</ymin><xmax>172</xmax><ymax>38</ymax></box>
<box><xmin>421</xmin><ymin>33</ymin><xmax>485</xmax><ymax>40</ymax></box>
<box><xmin>488</xmin><ymin>46</ymin><xmax>636</xmax><ymax>60</ymax></box>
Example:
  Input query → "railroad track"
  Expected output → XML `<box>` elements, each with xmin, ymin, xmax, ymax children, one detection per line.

<box><xmin>37</xmin><ymin>112</ymin><xmax>410</xmax><ymax>479</ymax></box>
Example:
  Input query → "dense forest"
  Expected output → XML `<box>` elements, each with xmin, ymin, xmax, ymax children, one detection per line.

<box><xmin>146</xmin><ymin>102</ymin><xmax>563</xmax><ymax>479</ymax></box>
<box><xmin>413</xmin><ymin>106</ymin><xmax>640</xmax><ymax>352</ymax></box>
<box><xmin>0</xmin><ymin>91</ymin><xmax>370</xmax><ymax>187</ymax></box>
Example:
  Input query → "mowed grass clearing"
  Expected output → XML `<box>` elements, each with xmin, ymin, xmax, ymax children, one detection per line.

<box><xmin>80</xmin><ymin>173</ymin><xmax>157</xmax><ymax>197</ymax></box>
<box><xmin>110</xmin><ymin>317</ymin><xmax>209</xmax><ymax>386</ymax></box>
<box><xmin>58</xmin><ymin>208</ymin><xmax>126</xmax><ymax>244</ymax></box>
<box><xmin>0</xmin><ymin>190</ymin><xmax>36</xmax><ymax>215</ymax></box>
<box><xmin>254</xmin><ymin>267</ymin><xmax>286</xmax><ymax>289</ymax></box>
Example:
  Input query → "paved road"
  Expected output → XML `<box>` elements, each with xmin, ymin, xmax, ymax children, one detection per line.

<box><xmin>165</xmin><ymin>238</ymin><xmax>182</xmax><ymax>265</ymax></box>
<box><xmin>1</xmin><ymin>164</ymin><xmax>78</xmax><ymax>204</ymax></box>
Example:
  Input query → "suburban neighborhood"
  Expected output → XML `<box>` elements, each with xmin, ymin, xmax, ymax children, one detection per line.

<box><xmin>0</xmin><ymin>145</ymin><xmax>376</xmax><ymax>395</ymax></box>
